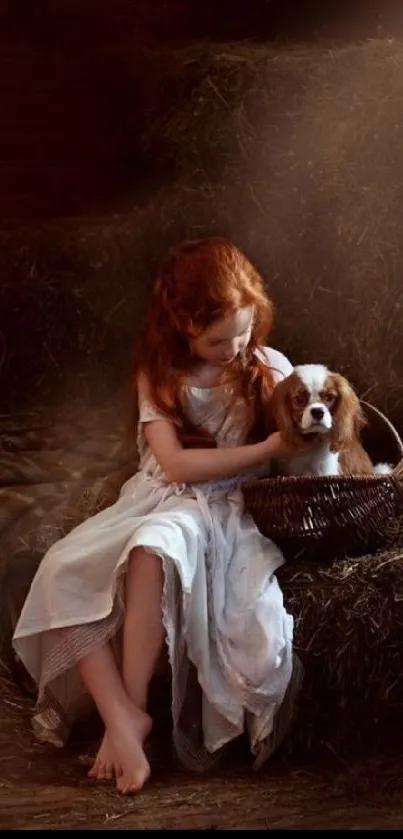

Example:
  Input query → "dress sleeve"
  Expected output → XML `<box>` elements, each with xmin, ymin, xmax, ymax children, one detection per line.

<box><xmin>257</xmin><ymin>347</ymin><xmax>294</xmax><ymax>383</ymax></box>
<box><xmin>137</xmin><ymin>375</ymin><xmax>168</xmax><ymax>423</ymax></box>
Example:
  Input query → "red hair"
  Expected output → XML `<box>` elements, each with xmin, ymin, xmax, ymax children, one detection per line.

<box><xmin>134</xmin><ymin>237</ymin><xmax>277</xmax><ymax>445</ymax></box>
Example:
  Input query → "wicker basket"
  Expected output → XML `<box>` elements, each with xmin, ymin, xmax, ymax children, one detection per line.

<box><xmin>242</xmin><ymin>401</ymin><xmax>403</xmax><ymax>563</ymax></box>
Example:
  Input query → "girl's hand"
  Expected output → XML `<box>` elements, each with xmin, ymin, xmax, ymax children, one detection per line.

<box><xmin>264</xmin><ymin>430</ymin><xmax>318</xmax><ymax>459</ymax></box>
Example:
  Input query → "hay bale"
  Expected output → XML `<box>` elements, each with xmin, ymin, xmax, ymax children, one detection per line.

<box><xmin>1</xmin><ymin>39</ymin><xmax>403</xmax><ymax>427</ymax></box>
<box><xmin>278</xmin><ymin>547</ymin><xmax>403</xmax><ymax>757</ymax></box>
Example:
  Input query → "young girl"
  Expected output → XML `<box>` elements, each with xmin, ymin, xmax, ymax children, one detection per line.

<box><xmin>13</xmin><ymin>237</ymin><xmax>303</xmax><ymax>796</ymax></box>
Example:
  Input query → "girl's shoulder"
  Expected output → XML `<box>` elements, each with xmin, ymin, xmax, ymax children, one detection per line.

<box><xmin>256</xmin><ymin>346</ymin><xmax>294</xmax><ymax>383</ymax></box>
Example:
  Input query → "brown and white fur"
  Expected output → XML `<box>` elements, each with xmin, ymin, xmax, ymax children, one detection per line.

<box><xmin>271</xmin><ymin>364</ymin><xmax>392</xmax><ymax>477</ymax></box>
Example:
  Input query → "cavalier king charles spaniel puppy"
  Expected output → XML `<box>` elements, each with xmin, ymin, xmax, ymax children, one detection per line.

<box><xmin>271</xmin><ymin>364</ymin><xmax>392</xmax><ymax>477</ymax></box>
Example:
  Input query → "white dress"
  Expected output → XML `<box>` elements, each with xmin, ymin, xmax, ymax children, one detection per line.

<box><xmin>13</xmin><ymin>347</ymin><xmax>295</xmax><ymax>771</ymax></box>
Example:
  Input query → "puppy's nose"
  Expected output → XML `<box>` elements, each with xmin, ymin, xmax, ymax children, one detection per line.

<box><xmin>310</xmin><ymin>406</ymin><xmax>324</xmax><ymax>421</ymax></box>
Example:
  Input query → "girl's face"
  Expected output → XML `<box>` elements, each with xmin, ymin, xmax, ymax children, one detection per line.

<box><xmin>191</xmin><ymin>306</ymin><xmax>254</xmax><ymax>366</ymax></box>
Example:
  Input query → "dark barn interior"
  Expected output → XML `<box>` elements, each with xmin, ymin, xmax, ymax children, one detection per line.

<box><xmin>1</xmin><ymin>0</ymin><xmax>403</xmax><ymax>829</ymax></box>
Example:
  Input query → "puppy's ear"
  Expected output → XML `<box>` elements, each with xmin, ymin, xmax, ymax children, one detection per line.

<box><xmin>271</xmin><ymin>377</ymin><xmax>301</xmax><ymax>449</ymax></box>
<box><xmin>329</xmin><ymin>374</ymin><xmax>367</xmax><ymax>452</ymax></box>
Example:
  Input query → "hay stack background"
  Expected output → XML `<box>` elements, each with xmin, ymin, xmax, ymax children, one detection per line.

<box><xmin>2</xmin><ymin>37</ymin><xmax>403</xmax><ymax>761</ymax></box>
<box><xmin>1</xmin><ymin>38</ymin><xmax>403</xmax><ymax>429</ymax></box>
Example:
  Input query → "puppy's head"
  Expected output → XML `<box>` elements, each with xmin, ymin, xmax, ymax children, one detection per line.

<box><xmin>271</xmin><ymin>364</ymin><xmax>366</xmax><ymax>451</ymax></box>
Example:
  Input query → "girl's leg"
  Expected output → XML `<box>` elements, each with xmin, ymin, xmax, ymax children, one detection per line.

<box><xmin>78</xmin><ymin>642</ymin><xmax>152</xmax><ymax>793</ymax></box>
<box><xmin>121</xmin><ymin>547</ymin><xmax>165</xmax><ymax>710</ymax></box>
<box><xmin>79</xmin><ymin>548</ymin><xmax>165</xmax><ymax>794</ymax></box>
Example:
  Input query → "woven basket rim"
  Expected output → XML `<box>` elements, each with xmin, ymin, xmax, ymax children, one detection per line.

<box><xmin>242</xmin><ymin>470</ymin><xmax>401</xmax><ymax>493</ymax></box>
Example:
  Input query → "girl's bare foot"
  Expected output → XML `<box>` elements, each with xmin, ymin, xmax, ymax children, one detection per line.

<box><xmin>88</xmin><ymin>703</ymin><xmax>152</xmax><ymax>793</ymax></box>
<box><xmin>88</xmin><ymin>731</ymin><xmax>116</xmax><ymax>781</ymax></box>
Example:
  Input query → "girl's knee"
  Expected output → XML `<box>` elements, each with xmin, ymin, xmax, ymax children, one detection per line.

<box><xmin>127</xmin><ymin>546</ymin><xmax>163</xmax><ymax>575</ymax></box>
<box><xmin>125</xmin><ymin>547</ymin><xmax>164</xmax><ymax>606</ymax></box>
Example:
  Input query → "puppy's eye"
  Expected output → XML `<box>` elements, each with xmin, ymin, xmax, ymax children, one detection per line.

<box><xmin>323</xmin><ymin>392</ymin><xmax>337</xmax><ymax>405</ymax></box>
<box><xmin>293</xmin><ymin>392</ymin><xmax>307</xmax><ymax>407</ymax></box>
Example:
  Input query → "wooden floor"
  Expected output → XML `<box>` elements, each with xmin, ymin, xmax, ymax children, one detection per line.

<box><xmin>1</xmin><ymin>673</ymin><xmax>403</xmax><ymax>830</ymax></box>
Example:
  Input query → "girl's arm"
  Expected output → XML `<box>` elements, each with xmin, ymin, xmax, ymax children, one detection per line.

<box><xmin>144</xmin><ymin>419</ymin><xmax>286</xmax><ymax>484</ymax></box>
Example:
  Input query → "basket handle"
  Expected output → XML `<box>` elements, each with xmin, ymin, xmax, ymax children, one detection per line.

<box><xmin>393</xmin><ymin>457</ymin><xmax>403</xmax><ymax>480</ymax></box>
